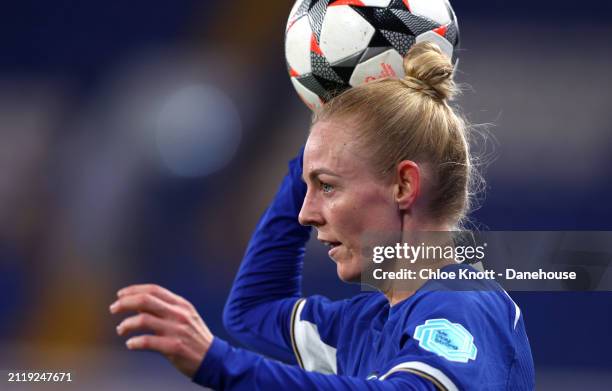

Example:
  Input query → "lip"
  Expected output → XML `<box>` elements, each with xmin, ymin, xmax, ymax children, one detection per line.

<box><xmin>328</xmin><ymin>244</ymin><xmax>341</xmax><ymax>259</ymax></box>
<box><xmin>318</xmin><ymin>236</ymin><xmax>342</xmax><ymax>258</ymax></box>
<box><xmin>318</xmin><ymin>236</ymin><xmax>340</xmax><ymax>246</ymax></box>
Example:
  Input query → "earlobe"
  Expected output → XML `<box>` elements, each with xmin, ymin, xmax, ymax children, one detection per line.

<box><xmin>394</xmin><ymin>160</ymin><xmax>420</xmax><ymax>211</ymax></box>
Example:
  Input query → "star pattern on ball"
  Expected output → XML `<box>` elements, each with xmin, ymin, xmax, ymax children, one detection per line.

<box><xmin>310</xmin><ymin>50</ymin><xmax>351</xmax><ymax>95</ymax></box>
<box><xmin>308</xmin><ymin>0</ymin><xmax>331</xmax><ymax>41</ymax></box>
<box><xmin>305</xmin><ymin>0</ymin><xmax>351</xmax><ymax>91</ymax></box>
<box><xmin>348</xmin><ymin>1</ymin><xmax>437</xmax><ymax>53</ymax></box>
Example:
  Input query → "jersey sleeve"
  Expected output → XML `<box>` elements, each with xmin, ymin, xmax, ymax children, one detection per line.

<box><xmin>222</xmin><ymin>149</ymin><xmax>311</xmax><ymax>363</ymax></box>
<box><xmin>379</xmin><ymin>290</ymin><xmax>530</xmax><ymax>391</ymax></box>
<box><xmin>193</xmin><ymin>337</ymin><xmax>437</xmax><ymax>391</ymax></box>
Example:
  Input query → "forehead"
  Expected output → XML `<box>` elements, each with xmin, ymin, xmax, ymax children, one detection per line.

<box><xmin>304</xmin><ymin>119</ymin><xmax>367</xmax><ymax>177</ymax></box>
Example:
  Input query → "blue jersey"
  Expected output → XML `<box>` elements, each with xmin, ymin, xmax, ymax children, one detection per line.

<box><xmin>192</xmin><ymin>150</ymin><xmax>535</xmax><ymax>390</ymax></box>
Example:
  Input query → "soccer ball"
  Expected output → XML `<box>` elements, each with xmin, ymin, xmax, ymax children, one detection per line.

<box><xmin>285</xmin><ymin>0</ymin><xmax>459</xmax><ymax>110</ymax></box>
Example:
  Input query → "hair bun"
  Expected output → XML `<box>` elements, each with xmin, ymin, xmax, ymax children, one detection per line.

<box><xmin>402</xmin><ymin>41</ymin><xmax>457</xmax><ymax>101</ymax></box>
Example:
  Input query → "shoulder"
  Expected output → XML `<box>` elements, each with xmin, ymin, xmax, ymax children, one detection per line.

<box><xmin>406</xmin><ymin>285</ymin><xmax>517</xmax><ymax>334</ymax></box>
<box><xmin>377</xmin><ymin>267</ymin><xmax>531</xmax><ymax>389</ymax></box>
<box><xmin>407</xmin><ymin>264</ymin><xmax>519</xmax><ymax>331</ymax></box>
<box><xmin>390</xmin><ymin>282</ymin><xmax>521</xmax><ymax>369</ymax></box>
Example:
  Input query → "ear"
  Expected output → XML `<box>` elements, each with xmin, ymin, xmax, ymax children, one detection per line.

<box><xmin>394</xmin><ymin>160</ymin><xmax>420</xmax><ymax>211</ymax></box>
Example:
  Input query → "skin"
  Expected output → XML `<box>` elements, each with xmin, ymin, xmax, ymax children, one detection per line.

<box><xmin>300</xmin><ymin>118</ymin><xmax>451</xmax><ymax>303</ymax></box>
<box><xmin>298</xmin><ymin>119</ymin><xmax>402</xmax><ymax>282</ymax></box>
<box><xmin>110</xmin><ymin>284</ymin><xmax>213</xmax><ymax>378</ymax></box>
<box><xmin>110</xmin><ymin>116</ymin><xmax>451</xmax><ymax>377</ymax></box>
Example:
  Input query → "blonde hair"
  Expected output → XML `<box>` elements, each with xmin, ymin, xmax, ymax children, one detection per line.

<box><xmin>313</xmin><ymin>41</ymin><xmax>479</xmax><ymax>226</ymax></box>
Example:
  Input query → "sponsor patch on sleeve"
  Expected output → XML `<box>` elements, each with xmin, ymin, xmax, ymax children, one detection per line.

<box><xmin>414</xmin><ymin>319</ymin><xmax>477</xmax><ymax>363</ymax></box>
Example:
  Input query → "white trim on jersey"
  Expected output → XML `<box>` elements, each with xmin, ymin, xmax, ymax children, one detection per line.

<box><xmin>503</xmin><ymin>290</ymin><xmax>521</xmax><ymax>329</ymax></box>
<box><xmin>291</xmin><ymin>299</ymin><xmax>338</xmax><ymax>374</ymax></box>
<box><xmin>380</xmin><ymin>361</ymin><xmax>458</xmax><ymax>391</ymax></box>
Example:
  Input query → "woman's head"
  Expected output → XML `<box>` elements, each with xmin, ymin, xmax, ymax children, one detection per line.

<box><xmin>299</xmin><ymin>41</ymin><xmax>477</xmax><ymax>282</ymax></box>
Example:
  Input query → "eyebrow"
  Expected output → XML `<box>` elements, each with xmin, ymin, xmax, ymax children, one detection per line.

<box><xmin>302</xmin><ymin>168</ymin><xmax>340</xmax><ymax>183</ymax></box>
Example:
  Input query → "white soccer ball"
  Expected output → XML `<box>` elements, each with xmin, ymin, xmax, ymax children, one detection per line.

<box><xmin>285</xmin><ymin>0</ymin><xmax>459</xmax><ymax>110</ymax></box>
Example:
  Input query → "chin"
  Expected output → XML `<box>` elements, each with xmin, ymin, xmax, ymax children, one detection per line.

<box><xmin>336</xmin><ymin>262</ymin><xmax>362</xmax><ymax>283</ymax></box>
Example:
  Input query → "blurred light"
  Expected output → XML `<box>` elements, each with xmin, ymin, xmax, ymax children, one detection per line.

<box><xmin>156</xmin><ymin>84</ymin><xmax>241</xmax><ymax>177</ymax></box>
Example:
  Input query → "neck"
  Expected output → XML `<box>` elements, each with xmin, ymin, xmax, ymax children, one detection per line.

<box><xmin>383</xmin><ymin>257</ymin><xmax>456</xmax><ymax>306</ymax></box>
<box><xmin>383</xmin><ymin>218</ymin><xmax>454</xmax><ymax>307</ymax></box>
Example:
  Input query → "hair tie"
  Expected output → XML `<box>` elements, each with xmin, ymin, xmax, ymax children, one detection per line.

<box><xmin>400</xmin><ymin>76</ymin><xmax>444</xmax><ymax>100</ymax></box>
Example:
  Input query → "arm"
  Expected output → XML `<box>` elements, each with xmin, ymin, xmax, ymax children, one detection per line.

<box><xmin>222</xmin><ymin>149</ymin><xmax>311</xmax><ymax>362</ymax></box>
<box><xmin>110</xmin><ymin>285</ymin><xmax>438</xmax><ymax>390</ymax></box>
<box><xmin>110</xmin><ymin>285</ymin><xmax>436</xmax><ymax>391</ymax></box>
<box><xmin>194</xmin><ymin>337</ymin><xmax>436</xmax><ymax>391</ymax></box>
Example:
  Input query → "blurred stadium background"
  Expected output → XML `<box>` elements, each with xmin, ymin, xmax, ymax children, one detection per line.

<box><xmin>1</xmin><ymin>1</ymin><xmax>611</xmax><ymax>389</ymax></box>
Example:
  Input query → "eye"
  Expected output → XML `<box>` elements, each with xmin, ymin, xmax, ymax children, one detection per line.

<box><xmin>320</xmin><ymin>182</ymin><xmax>334</xmax><ymax>194</ymax></box>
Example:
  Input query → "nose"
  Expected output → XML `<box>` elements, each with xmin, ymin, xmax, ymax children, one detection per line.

<box><xmin>298</xmin><ymin>189</ymin><xmax>325</xmax><ymax>227</ymax></box>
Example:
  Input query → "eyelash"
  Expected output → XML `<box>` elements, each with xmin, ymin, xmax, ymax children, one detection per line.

<box><xmin>320</xmin><ymin>182</ymin><xmax>334</xmax><ymax>194</ymax></box>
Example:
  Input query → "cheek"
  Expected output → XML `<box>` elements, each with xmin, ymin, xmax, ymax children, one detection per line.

<box><xmin>329</xmin><ymin>188</ymin><xmax>399</xmax><ymax>252</ymax></box>
<box><xmin>340</xmin><ymin>190</ymin><xmax>398</xmax><ymax>234</ymax></box>
<box><xmin>325</xmin><ymin>199</ymin><xmax>365</xmax><ymax>248</ymax></box>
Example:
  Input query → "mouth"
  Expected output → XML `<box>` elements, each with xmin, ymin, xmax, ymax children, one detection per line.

<box><xmin>318</xmin><ymin>238</ymin><xmax>342</xmax><ymax>258</ymax></box>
